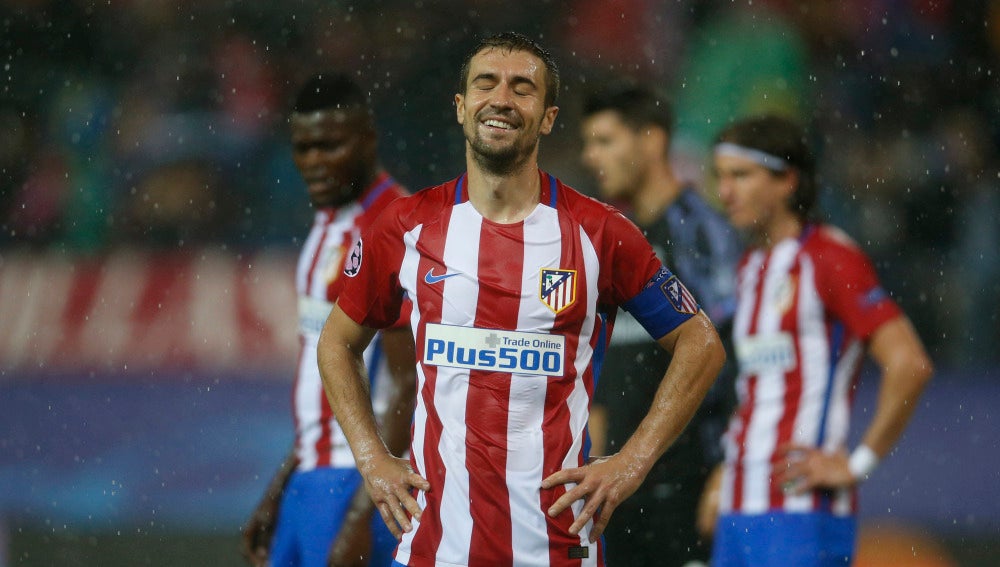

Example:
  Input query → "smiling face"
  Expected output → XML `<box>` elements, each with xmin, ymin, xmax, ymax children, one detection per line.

<box><xmin>580</xmin><ymin>109</ymin><xmax>649</xmax><ymax>202</ymax></box>
<box><xmin>290</xmin><ymin>107</ymin><xmax>376</xmax><ymax>208</ymax></box>
<box><xmin>713</xmin><ymin>153</ymin><xmax>796</xmax><ymax>236</ymax></box>
<box><xmin>455</xmin><ymin>47</ymin><xmax>559</xmax><ymax>174</ymax></box>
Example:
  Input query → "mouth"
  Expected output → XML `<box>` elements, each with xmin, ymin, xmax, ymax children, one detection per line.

<box><xmin>478</xmin><ymin>111</ymin><xmax>520</xmax><ymax>134</ymax></box>
<box><xmin>483</xmin><ymin>118</ymin><xmax>515</xmax><ymax>130</ymax></box>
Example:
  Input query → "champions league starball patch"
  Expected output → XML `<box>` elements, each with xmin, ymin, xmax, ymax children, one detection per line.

<box><xmin>661</xmin><ymin>276</ymin><xmax>698</xmax><ymax>315</ymax></box>
<box><xmin>344</xmin><ymin>239</ymin><xmax>362</xmax><ymax>277</ymax></box>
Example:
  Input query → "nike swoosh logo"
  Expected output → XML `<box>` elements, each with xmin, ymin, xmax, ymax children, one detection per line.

<box><xmin>424</xmin><ymin>268</ymin><xmax>460</xmax><ymax>284</ymax></box>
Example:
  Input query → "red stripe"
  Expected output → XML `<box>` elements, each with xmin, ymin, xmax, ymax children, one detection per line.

<box><xmin>126</xmin><ymin>253</ymin><xmax>192</xmax><ymax>366</ymax></box>
<box><xmin>733</xmin><ymin>252</ymin><xmax>770</xmax><ymax>512</ymax></box>
<box><xmin>57</xmin><ymin>257</ymin><xmax>103</xmax><ymax>360</ymax></box>
<box><xmin>466</xmin><ymin>221</ymin><xmax>518</xmax><ymax>566</ymax></box>
<box><xmin>771</xmin><ymin>262</ymin><xmax>803</xmax><ymax>509</ymax></box>
<box><xmin>542</xmin><ymin>199</ymin><xmax>588</xmax><ymax>566</ymax></box>
<box><xmin>407</xmin><ymin>205</ymin><xmax>453</xmax><ymax>562</ymax></box>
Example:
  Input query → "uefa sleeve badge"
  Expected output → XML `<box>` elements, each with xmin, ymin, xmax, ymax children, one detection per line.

<box><xmin>344</xmin><ymin>239</ymin><xmax>363</xmax><ymax>277</ymax></box>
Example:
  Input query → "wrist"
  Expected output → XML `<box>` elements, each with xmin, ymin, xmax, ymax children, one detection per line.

<box><xmin>848</xmin><ymin>445</ymin><xmax>879</xmax><ymax>482</ymax></box>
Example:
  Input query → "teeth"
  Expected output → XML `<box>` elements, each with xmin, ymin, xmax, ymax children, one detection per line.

<box><xmin>484</xmin><ymin>119</ymin><xmax>513</xmax><ymax>129</ymax></box>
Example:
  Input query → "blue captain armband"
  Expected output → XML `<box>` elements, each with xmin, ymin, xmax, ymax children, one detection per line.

<box><xmin>621</xmin><ymin>267</ymin><xmax>700</xmax><ymax>340</ymax></box>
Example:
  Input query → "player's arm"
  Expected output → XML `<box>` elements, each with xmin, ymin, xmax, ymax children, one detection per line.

<box><xmin>318</xmin><ymin>305</ymin><xmax>429</xmax><ymax>539</ymax></box>
<box><xmin>588</xmin><ymin>404</ymin><xmax>609</xmax><ymax>457</ymax></box>
<box><xmin>778</xmin><ymin>315</ymin><xmax>932</xmax><ymax>491</ymax></box>
<box><xmin>329</xmin><ymin>325</ymin><xmax>417</xmax><ymax>565</ymax></box>
<box><xmin>241</xmin><ymin>449</ymin><xmax>299</xmax><ymax>566</ymax></box>
<box><xmin>543</xmin><ymin>311</ymin><xmax>724</xmax><ymax>541</ymax></box>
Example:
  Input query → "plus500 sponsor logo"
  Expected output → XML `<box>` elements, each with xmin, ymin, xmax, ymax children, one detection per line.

<box><xmin>735</xmin><ymin>332</ymin><xmax>796</xmax><ymax>374</ymax></box>
<box><xmin>422</xmin><ymin>323</ymin><xmax>565</xmax><ymax>377</ymax></box>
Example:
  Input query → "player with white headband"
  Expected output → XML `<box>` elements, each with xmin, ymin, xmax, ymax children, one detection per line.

<box><xmin>700</xmin><ymin>115</ymin><xmax>933</xmax><ymax>566</ymax></box>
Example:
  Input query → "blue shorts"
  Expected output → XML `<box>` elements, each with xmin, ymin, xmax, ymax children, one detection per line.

<box><xmin>712</xmin><ymin>511</ymin><xmax>856</xmax><ymax>567</ymax></box>
<box><xmin>270</xmin><ymin>468</ymin><xmax>398</xmax><ymax>567</ymax></box>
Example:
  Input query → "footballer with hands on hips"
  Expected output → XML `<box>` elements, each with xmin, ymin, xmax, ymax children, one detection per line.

<box><xmin>317</xmin><ymin>32</ymin><xmax>724</xmax><ymax>567</ymax></box>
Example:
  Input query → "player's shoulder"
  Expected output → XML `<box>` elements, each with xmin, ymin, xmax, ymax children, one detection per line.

<box><xmin>379</xmin><ymin>178</ymin><xmax>456</xmax><ymax>221</ymax></box>
<box><xmin>552</xmin><ymin>175</ymin><xmax>630</xmax><ymax>225</ymax></box>
<box><xmin>802</xmin><ymin>223</ymin><xmax>874</xmax><ymax>269</ymax></box>
<box><xmin>805</xmin><ymin>224</ymin><xmax>863</xmax><ymax>252</ymax></box>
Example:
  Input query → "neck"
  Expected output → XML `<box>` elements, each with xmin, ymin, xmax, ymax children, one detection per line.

<box><xmin>754</xmin><ymin>210</ymin><xmax>804</xmax><ymax>249</ymax></box>
<box><xmin>632</xmin><ymin>160</ymin><xmax>682</xmax><ymax>227</ymax></box>
<box><xmin>466</xmin><ymin>151</ymin><xmax>541</xmax><ymax>224</ymax></box>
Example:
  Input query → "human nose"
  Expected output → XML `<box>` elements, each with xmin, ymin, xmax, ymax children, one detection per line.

<box><xmin>299</xmin><ymin>147</ymin><xmax>323</xmax><ymax>167</ymax></box>
<box><xmin>716</xmin><ymin>176</ymin><xmax>734</xmax><ymax>203</ymax></box>
<box><xmin>489</xmin><ymin>83</ymin><xmax>515</xmax><ymax>108</ymax></box>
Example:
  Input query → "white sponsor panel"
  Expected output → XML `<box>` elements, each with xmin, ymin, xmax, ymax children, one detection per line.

<box><xmin>422</xmin><ymin>323</ymin><xmax>565</xmax><ymax>377</ymax></box>
<box><xmin>735</xmin><ymin>332</ymin><xmax>797</xmax><ymax>374</ymax></box>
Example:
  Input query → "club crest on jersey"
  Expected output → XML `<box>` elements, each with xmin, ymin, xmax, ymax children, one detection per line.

<box><xmin>539</xmin><ymin>268</ymin><xmax>576</xmax><ymax>314</ymax></box>
<box><xmin>661</xmin><ymin>276</ymin><xmax>698</xmax><ymax>315</ymax></box>
<box><xmin>774</xmin><ymin>274</ymin><xmax>797</xmax><ymax>314</ymax></box>
<box><xmin>344</xmin><ymin>239</ymin><xmax>362</xmax><ymax>277</ymax></box>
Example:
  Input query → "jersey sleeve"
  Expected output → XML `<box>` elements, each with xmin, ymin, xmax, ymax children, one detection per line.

<box><xmin>336</xmin><ymin>204</ymin><xmax>407</xmax><ymax>329</ymax></box>
<box><xmin>603</xmin><ymin>211</ymin><xmax>700</xmax><ymax>340</ymax></box>
<box><xmin>814</xmin><ymin>234</ymin><xmax>902</xmax><ymax>340</ymax></box>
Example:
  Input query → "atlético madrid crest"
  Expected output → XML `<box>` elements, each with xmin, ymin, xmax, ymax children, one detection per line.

<box><xmin>539</xmin><ymin>268</ymin><xmax>576</xmax><ymax>314</ymax></box>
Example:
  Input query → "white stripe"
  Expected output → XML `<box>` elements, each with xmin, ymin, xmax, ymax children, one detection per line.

<box><xmin>294</xmin><ymin>346</ymin><xmax>322</xmax><ymax>470</ymax></box>
<box><xmin>295</xmin><ymin>211</ymin><xmax>325</xmax><ymax>293</ymax></box>
<box><xmin>507</xmin><ymin>205</ymin><xmax>560</xmax><ymax>566</ymax></box>
<box><xmin>398</xmin><ymin>224</ymin><xmax>425</xmax><ymax>553</ymax></box>
<box><xmin>784</xmin><ymin>256</ymin><xmax>826</xmax><ymax>512</ymax></box>
<box><xmin>433</xmin><ymin>202</ymin><xmax>482</xmax><ymax>564</ymax></box>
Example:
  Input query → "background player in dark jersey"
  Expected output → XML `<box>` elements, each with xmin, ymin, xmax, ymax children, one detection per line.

<box><xmin>241</xmin><ymin>73</ymin><xmax>414</xmax><ymax>567</ymax></box>
<box><xmin>580</xmin><ymin>81</ymin><xmax>743</xmax><ymax>567</ymax></box>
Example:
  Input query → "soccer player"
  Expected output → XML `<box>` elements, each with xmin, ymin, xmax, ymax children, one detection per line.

<box><xmin>316</xmin><ymin>32</ymin><xmax>725</xmax><ymax>567</ymax></box>
<box><xmin>241</xmin><ymin>73</ymin><xmax>414</xmax><ymax>567</ymax></box>
<box><xmin>579</xmin><ymin>81</ymin><xmax>742</xmax><ymax>567</ymax></box>
<box><xmin>703</xmin><ymin>115</ymin><xmax>933</xmax><ymax>566</ymax></box>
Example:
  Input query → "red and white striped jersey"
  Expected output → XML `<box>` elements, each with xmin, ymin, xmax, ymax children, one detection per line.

<box><xmin>719</xmin><ymin>224</ymin><xmax>901</xmax><ymax>517</ymax></box>
<box><xmin>293</xmin><ymin>173</ymin><xmax>408</xmax><ymax>471</ymax></box>
<box><xmin>338</xmin><ymin>171</ymin><xmax>697</xmax><ymax>567</ymax></box>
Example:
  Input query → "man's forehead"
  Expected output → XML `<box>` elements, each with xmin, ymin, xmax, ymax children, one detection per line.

<box><xmin>470</xmin><ymin>47</ymin><xmax>543</xmax><ymax>76</ymax></box>
<box><xmin>292</xmin><ymin>108</ymin><xmax>362</xmax><ymax>128</ymax></box>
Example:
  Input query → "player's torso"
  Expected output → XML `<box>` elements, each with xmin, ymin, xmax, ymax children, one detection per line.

<box><xmin>723</xmin><ymin>233</ymin><xmax>861</xmax><ymax>515</ymax></box>
<box><xmin>293</xmin><ymin>201</ymin><xmax>396</xmax><ymax>470</ymax></box>
<box><xmin>390</xmin><ymin>180</ymin><xmax>611</xmax><ymax>566</ymax></box>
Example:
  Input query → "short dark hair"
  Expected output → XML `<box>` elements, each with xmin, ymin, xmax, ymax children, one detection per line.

<box><xmin>293</xmin><ymin>72</ymin><xmax>369</xmax><ymax>114</ymax></box>
<box><xmin>715</xmin><ymin>115</ymin><xmax>817</xmax><ymax>220</ymax></box>
<box><xmin>582</xmin><ymin>80</ymin><xmax>674</xmax><ymax>140</ymax></box>
<box><xmin>458</xmin><ymin>31</ymin><xmax>560</xmax><ymax>108</ymax></box>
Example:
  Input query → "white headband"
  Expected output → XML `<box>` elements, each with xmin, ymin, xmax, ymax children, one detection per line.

<box><xmin>714</xmin><ymin>142</ymin><xmax>789</xmax><ymax>171</ymax></box>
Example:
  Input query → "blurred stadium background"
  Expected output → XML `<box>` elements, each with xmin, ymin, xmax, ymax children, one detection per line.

<box><xmin>1</xmin><ymin>0</ymin><xmax>997</xmax><ymax>565</ymax></box>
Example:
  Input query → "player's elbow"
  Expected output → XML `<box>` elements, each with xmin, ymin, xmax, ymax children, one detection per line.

<box><xmin>906</xmin><ymin>349</ymin><xmax>934</xmax><ymax>388</ymax></box>
<box><xmin>705</xmin><ymin>328</ymin><xmax>726</xmax><ymax>381</ymax></box>
<box><xmin>692</xmin><ymin>317</ymin><xmax>726</xmax><ymax>385</ymax></box>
